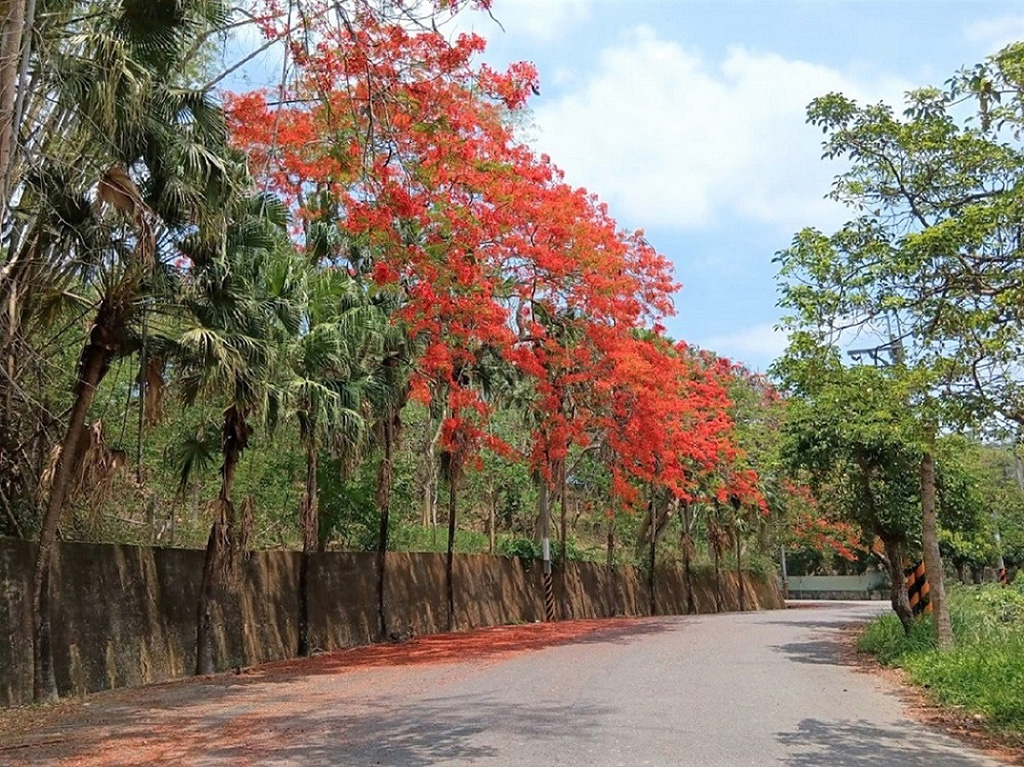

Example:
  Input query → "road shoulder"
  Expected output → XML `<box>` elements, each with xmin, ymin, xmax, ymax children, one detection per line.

<box><xmin>839</xmin><ymin>621</ymin><xmax>1024</xmax><ymax>766</ymax></box>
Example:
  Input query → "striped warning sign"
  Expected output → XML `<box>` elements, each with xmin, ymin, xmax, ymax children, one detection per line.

<box><xmin>905</xmin><ymin>560</ymin><xmax>932</xmax><ymax>616</ymax></box>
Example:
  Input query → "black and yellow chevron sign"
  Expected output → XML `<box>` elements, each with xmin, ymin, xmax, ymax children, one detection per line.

<box><xmin>905</xmin><ymin>561</ymin><xmax>931</xmax><ymax>616</ymax></box>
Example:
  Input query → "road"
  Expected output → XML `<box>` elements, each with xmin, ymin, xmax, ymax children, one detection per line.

<box><xmin>2</xmin><ymin>602</ymin><xmax>1011</xmax><ymax>766</ymax></box>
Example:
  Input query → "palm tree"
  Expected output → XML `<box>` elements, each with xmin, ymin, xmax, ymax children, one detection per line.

<box><xmin>370</xmin><ymin>342</ymin><xmax>412</xmax><ymax>641</ymax></box>
<box><xmin>173</xmin><ymin>194</ymin><xmax>299</xmax><ymax>675</ymax></box>
<box><xmin>301</xmin><ymin>212</ymin><xmax>413</xmax><ymax>644</ymax></box>
<box><xmin>729</xmin><ymin>494</ymin><xmax>747</xmax><ymax>612</ymax></box>
<box><xmin>282</xmin><ymin>266</ymin><xmax>386</xmax><ymax>655</ymax></box>
<box><xmin>707</xmin><ymin>499</ymin><xmax>732</xmax><ymax>613</ymax></box>
<box><xmin>19</xmin><ymin>0</ymin><xmax>235</xmax><ymax>701</ymax></box>
<box><xmin>439</xmin><ymin>347</ymin><xmax>519</xmax><ymax>631</ymax></box>
<box><xmin>678</xmin><ymin>498</ymin><xmax>697</xmax><ymax>614</ymax></box>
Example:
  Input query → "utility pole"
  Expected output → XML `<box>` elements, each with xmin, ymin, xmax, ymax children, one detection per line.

<box><xmin>539</xmin><ymin>477</ymin><xmax>554</xmax><ymax>621</ymax></box>
<box><xmin>780</xmin><ymin>544</ymin><xmax>788</xmax><ymax>594</ymax></box>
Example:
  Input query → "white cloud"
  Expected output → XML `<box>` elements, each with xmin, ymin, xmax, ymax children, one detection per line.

<box><xmin>964</xmin><ymin>15</ymin><xmax>1024</xmax><ymax>51</ymax></box>
<box><xmin>448</xmin><ymin>0</ymin><xmax>590</xmax><ymax>44</ymax></box>
<box><xmin>494</xmin><ymin>0</ymin><xmax>590</xmax><ymax>43</ymax></box>
<box><xmin>701</xmin><ymin>323</ymin><xmax>790</xmax><ymax>369</ymax></box>
<box><xmin>530</xmin><ymin>27</ymin><xmax>910</xmax><ymax>232</ymax></box>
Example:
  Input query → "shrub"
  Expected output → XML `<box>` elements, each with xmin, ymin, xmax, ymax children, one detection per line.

<box><xmin>497</xmin><ymin>536</ymin><xmax>541</xmax><ymax>561</ymax></box>
<box><xmin>858</xmin><ymin>612</ymin><xmax>934</xmax><ymax>665</ymax></box>
<box><xmin>859</xmin><ymin>584</ymin><xmax>1024</xmax><ymax>737</ymax></box>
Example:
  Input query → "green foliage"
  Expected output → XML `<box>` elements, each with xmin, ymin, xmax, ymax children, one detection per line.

<box><xmin>778</xmin><ymin>42</ymin><xmax>1024</xmax><ymax>435</ymax></box>
<box><xmin>860</xmin><ymin>584</ymin><xmax>1024</xmax><ymax>735</ymax></box>
<box><xmin>394</xmin><ymin>525</ymin><xmax>490</xmax><ymax>554</ymax></box>
<box><xmin>858</xmin><ymin>611</ymin><xmax>936</xmax><ymax>665</ymax></box>
<box><xmin>495</xmin><ymin>535</ymin><xmax>589</xmax><ymax>563</ymax></box>
<box><xmin>317</xmin><ymin>460</ymin><xmax>380</xmax><ymax>551</ymax></box>
<box><xmin>972</xmin><ymin>445</ymin><xmax>1024</xmax><ymax>568</ymax></box>
<box><xmin>743</xmin><ymin>550</ymin><xmax>779</xmax><ymax>579</ymax></box>
<box><xmin>774</xmin><ymin>45</ymin><xmax>1024</xmax><ymax>599</ymax></box>
<box><xmin>496</xmin><ymin>536</ymin><xmax>541</xmax><ymax>561</ymax></box>
<box><xmin>776</xmin><ymin>352</ymin><xmax>922</xmax><ymax>544</ymax></box>
<box><xmin>939</xmin><ymin>529</ymin><xmax>996</xmax><ymax>573</ymax></box>
<box><xmin>951</xmin><ymin>583</ymin><xmax>1024</xmax><ymax>639</ymax></box>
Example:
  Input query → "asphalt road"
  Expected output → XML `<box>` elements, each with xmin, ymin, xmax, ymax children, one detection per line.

<box><xmin>4</xmin><ymin>602</ymin><xmax>1011</xmax><ymax>766</ymax></box>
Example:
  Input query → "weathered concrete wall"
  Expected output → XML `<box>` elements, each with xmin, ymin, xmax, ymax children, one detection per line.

<box><xmin>786</xmin><ymin>573</ymin><xmax>889</xmax><ymax>601</ymax></box>
<box><xmin>0</xmin><ymin>538</ymin><xmax>782</xmax><ymax>708</ymax></box>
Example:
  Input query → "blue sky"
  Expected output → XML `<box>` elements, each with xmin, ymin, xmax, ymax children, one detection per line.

<box><xmin>441</xmin><ymin>1</ymin><xmax>1024</xmax><ymax>371</ymax></box>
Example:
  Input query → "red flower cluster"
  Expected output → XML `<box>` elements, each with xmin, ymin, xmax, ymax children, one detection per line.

<box><xmin>228</xmin><ymin>2</ymin><xmax>763</xmax><ymax>508</ymax></box>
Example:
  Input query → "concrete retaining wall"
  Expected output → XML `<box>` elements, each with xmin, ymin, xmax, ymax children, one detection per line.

<box><xmin>786</xmin><ymin>573</ymin><xmax>889</xmax><ymax>601</ymax></box>
<box><xmin>0</xmin><ymin>538</ymin><xmax>783</xmax><ymax>707</ymax></box>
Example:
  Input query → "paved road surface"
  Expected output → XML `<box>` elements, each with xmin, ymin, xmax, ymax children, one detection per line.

<box><xmin>3</xmin><ymin>602</ymin><xmax>1010</xmax><ymax>766</ymax></box>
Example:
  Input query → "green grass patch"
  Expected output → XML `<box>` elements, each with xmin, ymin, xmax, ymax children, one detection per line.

<box><xmin>858</xmin><ymin>582</ymin><xmax>1024</xmax><ymax>737</ymax></box>
<box><xmin>392</xmin><ymin>525</ymin><xmax>490</xmax><ymax>554</ymax></box>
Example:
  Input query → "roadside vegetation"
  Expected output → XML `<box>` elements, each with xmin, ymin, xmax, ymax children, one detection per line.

<box><xmin>775</xmin><ymin>39</ymin><xmax>1024</xmax><ymax>653</ymax></box>
<box><xmin>859</xmin><ymin>583</ymin><xmax>1024</xmax><ymax>740</ymax></box>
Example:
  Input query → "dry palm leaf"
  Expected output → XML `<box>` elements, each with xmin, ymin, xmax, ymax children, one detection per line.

<box><xmin>142</xmin><ymin>354</ymin><xmax>165</xmax><ymax>425</ymax></box>
<box><xmin>96</xmin><ymin>165</ymin><xmax>156</xmax><ymax>266</ymax></box>
<box><xmin>39</xmin><ymin>420</ymin><xmax>127</xmax><ymax>525</ymax></box>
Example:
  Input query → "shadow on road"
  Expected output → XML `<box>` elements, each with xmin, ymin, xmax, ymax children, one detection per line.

<box><xmin>3</xmin><ymin>618</ymin><xmax>658</xmax><ymax>765</ymax></box>
<box><xmin>771</xmin><ymin>638</ymin><xmax>845</xmax><ymax>666</ymax></box>
<box><xmin>255</xmin><ymin>695</ymin><xmax>611</xmax><ymax>767</ymax></box>
<box><xmin>777</xmin><ymin>718</ymin><xmax>997</xmax><ymax>767</ymax></box>
<box><xmin>5</xmin><ymin>692</ymin><xmax>612</xmax><ymax>766</ymax></box>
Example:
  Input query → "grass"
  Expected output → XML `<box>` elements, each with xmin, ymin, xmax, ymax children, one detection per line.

<box><xmin>391</xmin><ymin>525</ymin><xmax>491</xmax><ymax>554</ymax></box>
<box><xmin>858</xmin><ymin>582</ymin><xmax>1024</xmax><ymax>737</ymax></box>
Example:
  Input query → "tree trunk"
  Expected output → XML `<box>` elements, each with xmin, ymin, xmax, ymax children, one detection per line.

<box><xmin>680</xmin><ymin>501</ymin><xmax>695</xmax><ymax>614</ymax></box>
<box><xmin>375</xmin><ymin>415</ymin><xmax>394</xmax><ymax>641</ymax></box>
<box><xmin>445</xmin><ymin>466</ymin><xmax>458</xmax><ymax>632</ymax></box>
<box><xmin>0</xmin><ymin>0</ymin><xmax>27</xmax><ymax>218</ymax></box>
<box><xmin>421</xmin><ymin>456</ymin><xmax>435</xmax><ymax>528</ymax></box>
<box><xmin>488</xmin><ymin>488</ymin><xmax>496</xmax><ymax>554</ymax></box>
<box><xmin>195</xmin><ymin>406</ymin><xmax>248</xmax><ymax>675</ymax></box>
<box><xmin>859</xmin><ymin>457</ymin><xmax>914</xmax><ymax>633</ymax></box>
<box><xmin>880</xmin><ymin>534</ymin><xmax>914</xmax><ymax>634</ymax></box>
<box><xmin>195</xmin><ymin>518</ymin><xmax>223</xmax><ymax>676</ymax></box>
<box><xmin>735</xmin><ymin>531</ymin><xmax>744</xmax><ymax>612</ymax></box>
<box><xmin>135</xmin><ymin>309</ymin><xmax>148</xmax><ymax>485</ymax></box>
<box><xmin>421</xmin><ymin>413</ymin><xmax>443</xmax><ymax>527</ymax></box>
<box><xmin>606</xmin><ymin>513</ymin><xmax>617</xmax><ymax>617</ymax></box>
<box><xmin>712</xmin><ymin>541</ymin><xmax>723</xmax><ymax>612</ymax></box>
<box><xmin>648</xmin><ymin>499</ymin><xmax>657</xmax><ymax>616</ymax></box>
<box><xmin>921</xmin><ymin>447</ymin><xmax>954</xmax><ymax>651</ymax></box>
<box><xmin>538</xmin><ymin>471</ymin><xmax>553</xmax><ymax>621</ymax></box>
<box><xmin>635</xmin><ymin>499</ymin><xmax>652</xmax><ymax>560</ymax></box>
<box><xmin>298</xmin><ymin>435</ymin><xmax>318</xmax><ymax>656</ymax></box>
<box><xmin>559</xmin><ymin>460</ymin><xmax>570</xmax><ymax>620</ymax></box>
<box><xmin>32</xmin><ymin>312</ymin><xmax>118</xmax><ymax>702</ymax></box>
